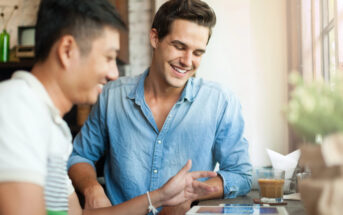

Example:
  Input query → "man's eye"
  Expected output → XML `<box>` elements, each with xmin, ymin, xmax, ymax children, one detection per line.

<box><xmin>107</xmin><ymin>56</ymin><xmax>115</xmax><ymax>61</ymax></box>
<box><xmin>174</xmin><ymin>44</ymin><xmax>184</xmax><ymax>50</ymax></box>
<box><xmin>194</xmin><ymin>51</ymin><xmax>204</xmax><ymax>57</ymax></box>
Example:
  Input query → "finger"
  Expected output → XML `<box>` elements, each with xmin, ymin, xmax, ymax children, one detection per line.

<box><xmin>192</xmin><ymin>181</ymin><xmax>219</xmax><ymax>193</ymax></box>
<box><xmin>176</xmin><ymin>160</ymin><xmax>192</xmax><ymax>177</ymax></box>
<box><xmin>189</xmin><ymin>171</ymin><xmax>217</xmax><ymax>179</ymax></box>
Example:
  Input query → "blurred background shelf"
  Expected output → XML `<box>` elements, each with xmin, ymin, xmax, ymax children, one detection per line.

<box><xmin>0</xmin><ymin>59</ymin><xmax>34</xmax><ymax>81</ymax></box>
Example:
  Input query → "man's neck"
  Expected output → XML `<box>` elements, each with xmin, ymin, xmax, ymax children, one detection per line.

<box><xmin>31</xmin><ymin>62</ymin><xmax>73</xmax><ymax>117</ymax></box>
<box><xmin>144</xmin><ymin>69</ymin><xmax>184</xmax><ymax>102</ymax></box>
<box><xmin>144</xmin><ymin>68</ymin><xmax>186</xmax><ymax>131</ymax></box>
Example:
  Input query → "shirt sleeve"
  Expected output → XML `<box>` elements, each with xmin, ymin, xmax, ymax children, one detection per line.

<box><xmin>213</xmin><ymin>91</ymin><xmax>252</xmax><ymax>198</ymax></box>
<box><xmin>67</xmin><ymin>177</ymin><xmax>75</xmax><ymax>195</ymax></box>
<box><xmin>68</xmin><ymin>90</ymin><xmax>108</xmax><ymax>170</ymax></box>
<box><xmin>0</xmin><ymin>88</ymin><xmax>48</xmax><ymax>187</ymax></box>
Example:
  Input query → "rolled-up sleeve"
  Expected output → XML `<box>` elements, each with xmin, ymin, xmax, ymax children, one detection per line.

<box><xmin>214</xmin><ymin>92</ymin><xmax>252</xmax><ymax>198</ymax></box>
<box><xmin>67</xmin><ymin>91</ymin><xmax>108</xmax><ymax>170</ymax></box>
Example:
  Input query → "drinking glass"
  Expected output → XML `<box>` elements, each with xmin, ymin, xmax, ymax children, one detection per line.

<box><xmin>256</xmin><ymin>168</ymin><xmax>285</xmax><ymax>203</ymax></box>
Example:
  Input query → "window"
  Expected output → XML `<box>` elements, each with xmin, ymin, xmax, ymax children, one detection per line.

<box><xmin>300</xmin><ymin>0</ymin><xmax>343</xmax><ymax>81</ymax></box>
<box><xmin>322</xmin><ymin>0</ymin><xmax>337</xmax><ymax>80</ymax></box>
<box><xmin>287</xmin><ymin>0</ymin><xmax>343</xmax><ymax>150</ymax></box>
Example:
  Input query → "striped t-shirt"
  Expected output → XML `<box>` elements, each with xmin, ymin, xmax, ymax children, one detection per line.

<box><xmin>0</xmin><ymin>71</ymin><xmax>74</xmax><ymax>214</ymax></box>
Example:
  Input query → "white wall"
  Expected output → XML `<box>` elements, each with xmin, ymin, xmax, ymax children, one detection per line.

<box><xmin>198</xmin><ymin>0</ymin><xmax>289</xmax><ymax>166</ymax></box>
<box><xmin>154</xmin><ymin>0</ymin><xmax>168</xmax><ymax>10</ymax></box>
<box><xmin>0</xmin><ymin>0</ymin><xmax>39</xmax><ymax>49</ymax></box>
<box><xmin>126</xmin><ymin>0</ymin><xmax>153</xmax><ymax>76</ymax></box>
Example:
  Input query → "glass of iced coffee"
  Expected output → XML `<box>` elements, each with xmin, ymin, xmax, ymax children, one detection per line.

<box><xmin>256</xmin><ymin>168</ymin><xmax>285</xmax><ymax>203</ymax></box>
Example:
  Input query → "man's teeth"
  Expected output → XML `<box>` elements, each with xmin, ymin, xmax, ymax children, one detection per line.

<box><xmin>174</xmin><ymin>67</ymin><xmax>187</xmax><ymax>74</ymax></box>
<box><xmin>98</xmin><ymin>84</ymin><xmax>104</xmax><ymax>89</ymax></box>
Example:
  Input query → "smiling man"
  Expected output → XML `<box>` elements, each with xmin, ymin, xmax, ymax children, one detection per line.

<box><xmin>0</xmin><ymin>0</ymin><xmax>219</xmax><ymax>215</ymax></box>
<box><xmin>68</xmin><ymin>0</ymin><xmax>252</xmax><ymax>214</ymax></box>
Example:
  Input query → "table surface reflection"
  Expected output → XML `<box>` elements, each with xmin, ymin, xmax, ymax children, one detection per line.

<box><xmin>198</xmin><ymin>191</ymin><xmax>306</xmax><ymax>215</ymax></box>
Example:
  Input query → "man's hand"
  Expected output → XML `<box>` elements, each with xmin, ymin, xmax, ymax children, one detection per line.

<box><xmin>159</xmin><ymin>201</ymin><xmax>192</xmax><ymax>215</ymax></box>
<box><xmin>83</xmin><ymin>184</ymin><xmax>112</xmax><ymax>209</ymax></box>
<box><xmin>158</xmin><ymin>160</ymin><xmax>219</xmax><ymax>206</ymax></box>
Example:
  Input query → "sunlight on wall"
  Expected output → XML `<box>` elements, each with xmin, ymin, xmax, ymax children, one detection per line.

<box><xmin>199</xmin><ymin>0</ymin><xmax>289</xmax><ymax>167</ymax></box>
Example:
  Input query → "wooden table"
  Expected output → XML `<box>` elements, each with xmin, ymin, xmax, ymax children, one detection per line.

<box><xmin>198</xmin><ymin>191</ymin><xmax>306</xmax><ymax>215</ymax></box>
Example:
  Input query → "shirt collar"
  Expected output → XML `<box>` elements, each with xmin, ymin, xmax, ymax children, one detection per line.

<box><xmin>180</xmin><ymin>77</ymin><xmax>195</xmax><ymax>103</ymax></box>
<box><xmin>12</xmin><ymin>71</ymin><xmax>71</xmax><ymax>138</ymax></box>
<box><xmin>127</xmin><ymin>69</ymin><xmax>149</xmax><ymax>105</ymax></box>
<box><xmin>127</xmin><ymin>68</ymin><xmax>196</xmax><ymax>104</ymax></box>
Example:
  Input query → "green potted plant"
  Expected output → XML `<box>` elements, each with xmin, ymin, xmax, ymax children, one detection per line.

<box><xmin>286</xmin><ymin>71</ymin><xmax>343</xmax><ymax>215</ymax></box>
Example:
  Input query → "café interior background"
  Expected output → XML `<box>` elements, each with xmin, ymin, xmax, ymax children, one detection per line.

<box><xmin>2</xmin><ymin>0</ymin><xmax>334</xmax><ymax>167</ymax></box>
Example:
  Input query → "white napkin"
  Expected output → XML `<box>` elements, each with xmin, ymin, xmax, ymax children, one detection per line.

<box><xmin>284</xmin><ymin>192</ymin><xmax>301</xmax><ymax>200</ymax></box>
<box><xmin>266</xmin><ymin>149</ymin><xmax>301</xmax><ymax>179</ymax></box>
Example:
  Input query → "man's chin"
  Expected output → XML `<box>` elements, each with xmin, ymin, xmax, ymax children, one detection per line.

<box><xmin>90</xmin><ymin>95</ymin><xmax>99</xmax><ymax>104</ymax></box>
<box><xmin>167</xmin><ymin>78</ymin><xmax>188</xmax><ymax>88</ymax></box>
<box><xmin>84</xmin><ymin>93</ymin><xmax>99</xmax><ymax>105</ymax></box>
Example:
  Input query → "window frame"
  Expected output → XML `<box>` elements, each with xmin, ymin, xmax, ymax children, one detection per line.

<box><xmin>300</xmin><ymin>0</ymin><xmax>343</xmax><ymax>81</ymax></box>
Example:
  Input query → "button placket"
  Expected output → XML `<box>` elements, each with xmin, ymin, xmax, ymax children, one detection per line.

<box><xmin>149</xmin><ymin>106</ymin><xmax>177</xmax><ymax>190</ymax></box>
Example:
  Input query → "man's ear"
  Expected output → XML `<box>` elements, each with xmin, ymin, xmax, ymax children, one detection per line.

<box><xmin>57</xmin><ymin>35</ymin><xmax>79</xmax><ymax>69</ymax></box>
<box><xmin>150</xmin><ymin>28</ymin><xmax>159</xmax><ymax>49</ymax></box>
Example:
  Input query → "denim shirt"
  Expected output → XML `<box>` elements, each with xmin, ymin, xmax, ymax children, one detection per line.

<box><xmin>68</xmin><ymin>69</ymin><xmax>252</xmax><ymax>205</ymax></box>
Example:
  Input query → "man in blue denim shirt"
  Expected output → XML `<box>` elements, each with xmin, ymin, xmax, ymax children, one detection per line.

<box><xmin>68</xmin><ymin>0</ymin><xmax>252</xmax><ymax>214</ymax></box>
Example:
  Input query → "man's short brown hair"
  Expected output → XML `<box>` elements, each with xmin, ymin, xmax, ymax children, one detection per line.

<box><xmin>152</xmin><ymin>0</ymin><xmax>216</xmax><ymax>44</ymax></box>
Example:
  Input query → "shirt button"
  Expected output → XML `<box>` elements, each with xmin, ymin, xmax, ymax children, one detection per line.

<box><xmin>153</xmin><ymin>170</ymin><xmax>158</xmax><ymax>173</ymax></box>
<box><xmin>157</xmin><ymin>140</ymin><xmax>162</xmax><ymax>144</ymax></box>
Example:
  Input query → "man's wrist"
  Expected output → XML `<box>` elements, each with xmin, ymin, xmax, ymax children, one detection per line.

<box><xmin>149</xmin><ymin>189</ymin><xmax>164</xmax><ymax>208</ymax></box>
<box><xmin>178</xmin><ymin>200</ymin><xmax>193</xmax><ymax>212</ymax></box>
<box><xmin>184</xmin><ymin>199</ymin><xmax>193</xmax><ymax>208</ymax></box>
<box><xmin>83</xmin><ymin>183</ymin><xmax>105</xmax><ymax>197</ymax></box>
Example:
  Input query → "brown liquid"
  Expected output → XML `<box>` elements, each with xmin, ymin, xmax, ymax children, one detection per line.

<box><xmin>258</xmin><ymin>179</ymin><xmax>285</xmax><ymax>198</ymax></box>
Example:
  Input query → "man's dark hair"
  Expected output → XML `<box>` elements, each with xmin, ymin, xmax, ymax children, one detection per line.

<box><xmin>152</xmin><ymin>0</ymin><xmax>216</xmax><ymax>43</ymax></box>
<box><xmin>35</xmin><ymin>0</ymin><xmax>126</xmax><ymax>62</ymax></box>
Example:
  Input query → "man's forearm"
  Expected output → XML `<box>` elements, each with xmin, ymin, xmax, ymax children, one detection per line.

<box><xmin>0</xmin><ymin>182</ymin><xmax>45</xmax><ymax>215</ymax></box>
<box><xmin>68</xmin><ymin>163</ymin><xmax>101</xmax><ymax>195</ymax></box>
<box><xmin>69</xmin><ymin>163</ymin><xmax>112</xmax><ymax>209</ymax></box>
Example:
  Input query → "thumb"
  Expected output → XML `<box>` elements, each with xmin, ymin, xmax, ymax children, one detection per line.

<box><xmin>177</xmin><ymin>160</ymin><xmax>192</xmax><ymax>176</ymax></box>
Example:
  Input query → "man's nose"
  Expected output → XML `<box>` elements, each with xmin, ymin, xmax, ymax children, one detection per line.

<box><xmin>107</xmin><ymin>63</ymin><xmax>119</xmax><ymax>81</ymax></box>
<box><xmin>180</xmin><ymin>51</ymin><xmax>193</xmax><ymax>68</ymax></box>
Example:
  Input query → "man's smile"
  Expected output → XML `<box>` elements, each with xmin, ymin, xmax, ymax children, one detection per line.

<box><xmin>170</xmin><ymin>64</ymin><xmax>191</xmax><ymax>75</ymax></box>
